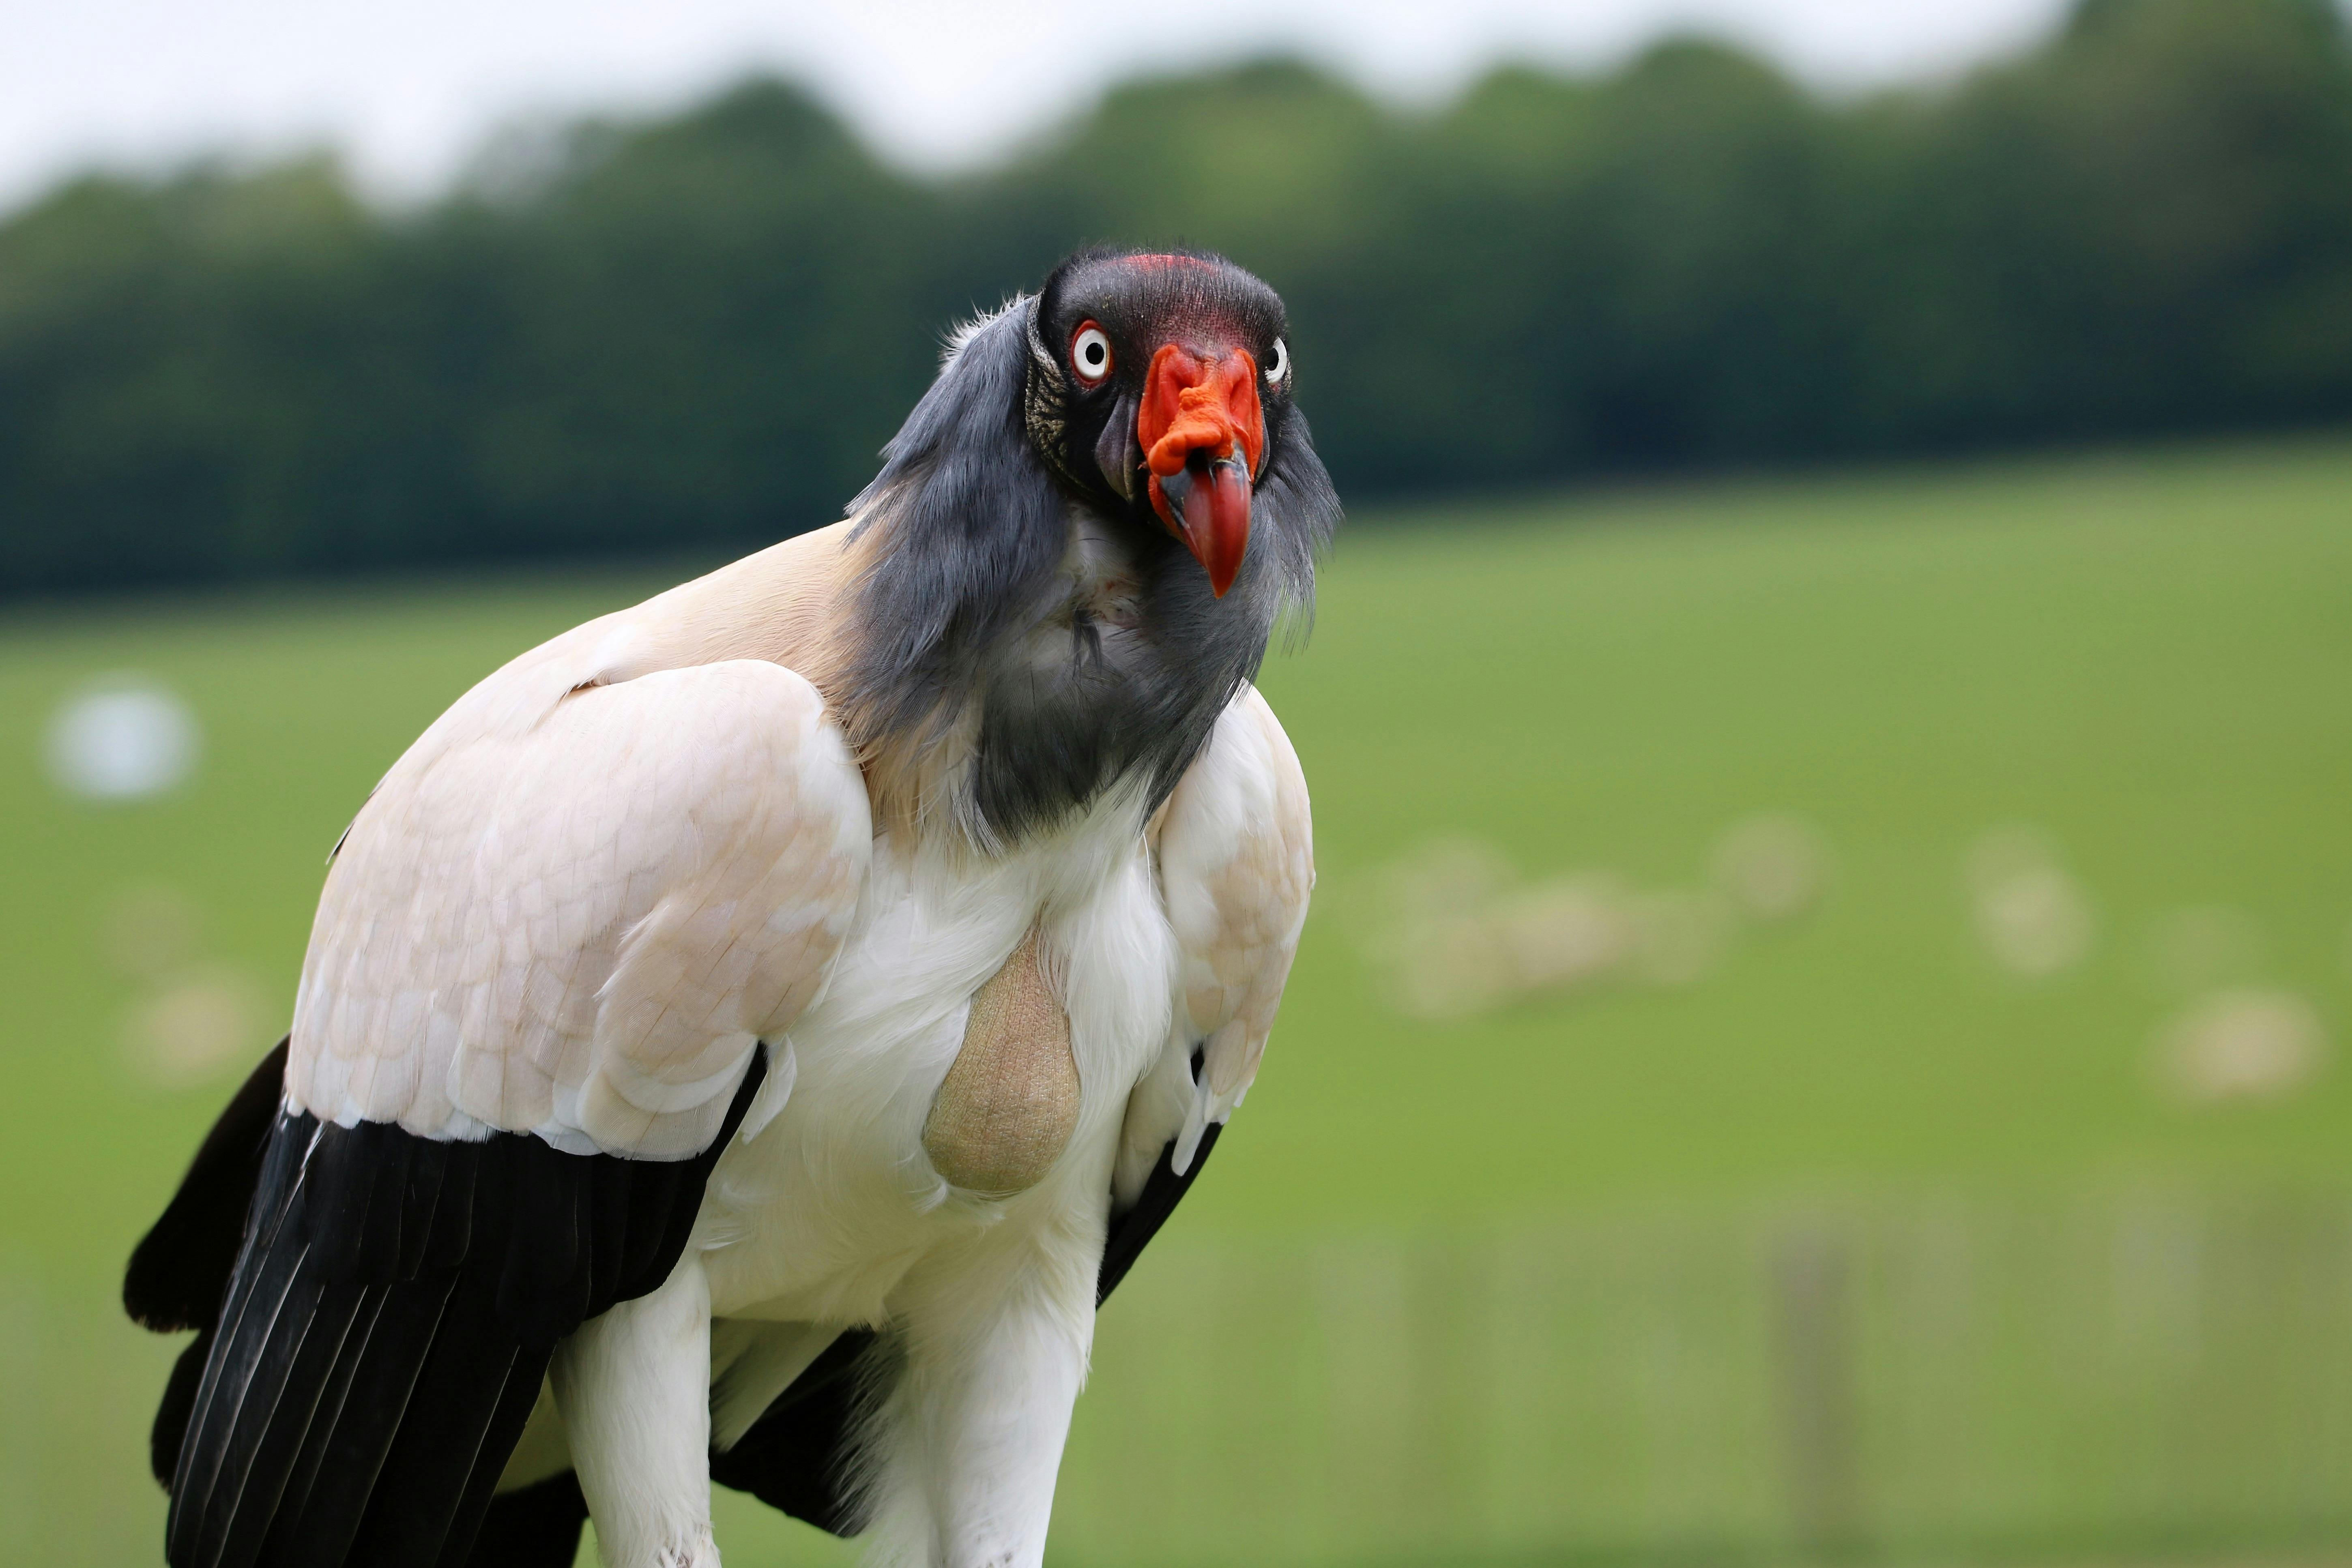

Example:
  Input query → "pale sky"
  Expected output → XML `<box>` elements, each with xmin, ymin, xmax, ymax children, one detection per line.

<box><xmin>0</xmin><ymin>0</ymin><xmax>2071</xmax><ymax>212</ymax></box>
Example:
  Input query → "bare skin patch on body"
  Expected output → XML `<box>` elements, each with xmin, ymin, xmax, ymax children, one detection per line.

<box><xmin>922</xmin><ymin>926</ymin><xmax>1080</xmax><ymax>1195</ymax></box>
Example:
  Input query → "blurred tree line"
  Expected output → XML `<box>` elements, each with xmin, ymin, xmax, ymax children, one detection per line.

<box><xmin>3</xmin><ymin>0</ymin><xmax>2350</xmax><ymax>593</ymax></box>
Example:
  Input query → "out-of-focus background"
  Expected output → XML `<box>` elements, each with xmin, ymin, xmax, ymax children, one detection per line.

<box><xmin>6</xmin><ymin>0</ymin><xmax>2352</xmax><ymax>1563</ymax></box>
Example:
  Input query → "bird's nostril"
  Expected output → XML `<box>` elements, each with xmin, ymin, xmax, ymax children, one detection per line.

<box><xmin>1158</xmin><ymin>462</ymin><xmax>1196</xmax><ymax>524</ymax></box>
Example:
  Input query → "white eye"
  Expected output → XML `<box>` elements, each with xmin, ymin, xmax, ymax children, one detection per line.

<box><xmin>1070</xmin><ymin>323</ymin><xmax>1113</xmax><ymax>384</ymax></box>
<box><xmin>1265</xmin><ymin>337</ymin><xmax>1289</xmax><ymax>385</ymax></box>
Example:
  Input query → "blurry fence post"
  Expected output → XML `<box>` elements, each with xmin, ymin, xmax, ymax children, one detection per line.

<box><xmin>1772</xmin><ymin>1225</ymin><xmax>1861</xmax><ymax>1554</ymax></box>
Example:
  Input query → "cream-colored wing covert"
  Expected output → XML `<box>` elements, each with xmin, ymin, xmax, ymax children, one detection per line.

<box><xmin>1123</xmin><ymin>686</ymin><xmax>1313</xmax><ymax>1197</ymax></box>
<box><xmin>288</xmin><ymin>657</ymin><xmax>871</xmax><ymax>1160</ymax></box>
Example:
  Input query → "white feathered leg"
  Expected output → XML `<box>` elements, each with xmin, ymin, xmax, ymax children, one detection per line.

<box><xmin>553</xmin><ymin>1255</ymin><xmax>720</xmax><ymax>1568</ymax></box>
<box><xmin>857</xmin><ymin>1224</ymin><xmax>1097</xmax><ymax>1568</ymax></box>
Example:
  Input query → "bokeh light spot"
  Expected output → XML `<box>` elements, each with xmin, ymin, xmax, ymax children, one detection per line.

<box><xmin>43</xmin><ymin>677</ymin><xmax>200</xmax><ymax>803</ymax></box>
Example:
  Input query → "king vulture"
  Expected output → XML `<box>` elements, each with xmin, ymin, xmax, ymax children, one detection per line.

<box><xmin>122</xmin><ymin>247</ymin><xmax>1339</xmax><ymax>1568</ymax></box>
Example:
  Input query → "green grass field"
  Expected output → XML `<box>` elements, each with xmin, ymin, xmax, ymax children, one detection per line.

<box><xmin>4</xmin><ymin>437</ymin><xmax>2351</xmax><ymax>1564</ymax></box>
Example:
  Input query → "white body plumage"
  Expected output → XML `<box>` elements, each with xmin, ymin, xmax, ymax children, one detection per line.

<box><xmin>279</xmin><ymin>521</ymin><xmax>1312</xmax><ymax>1568</ymax></box>
<box><xmin>144</xmin><ymin>254</ymin><xmax>1337</xmax><ymax>1568</ymax></box>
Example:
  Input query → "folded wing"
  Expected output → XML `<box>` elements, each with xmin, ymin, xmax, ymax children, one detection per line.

<box><xmin>149</xmin><ymin>654</ymin><xmax>870</xmax><ymax>1568</ymax></box>
<box><xmin>1106</xmin><ymin>686</ymin><xmax>1313</xmax><ymax>1291</ymax></box>
<box><xmin>293</xmin><ymin>657</ymin><xmax>869</xmax><ymax>1157</ymax></box>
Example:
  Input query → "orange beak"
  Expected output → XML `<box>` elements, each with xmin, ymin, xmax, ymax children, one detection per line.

<box><xmin>1138</xmin><ymin>343</ymin><xmax>1264</xmax><ymax>598</ymax></box>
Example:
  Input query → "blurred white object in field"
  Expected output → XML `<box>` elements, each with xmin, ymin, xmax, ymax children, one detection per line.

<box><xmin>1357</xmin><ymin>839</ymin><xmax>1523</xmax><ymax>1020</ymax></box>
<box><xmin>1358</xmin><ymin>816</ymin><xmax>1825</xmax><ymax>1021</ymax></box>
<box><xmin>43</xmin><ymin>676</ymin><xmax>199</xmax><ymax>802</ymax></box>
<box><xmin>122</xmin><ymin>964</ymin><xmax>268</xmax><ymax>1089</ymax></box>
<box><xmin>1497</xmin><ymin>876</ymin><xmax>1635</xmax><ymax>992</ymax></box>
<box><xmin>1967</xmin><ymin>825</ymin><xmax>2094</xmax><ymax>978</ymax></box>
<box><xmin>1630</xmin><ymin>888</ymin><xmax>1737</xmax><ymax>986</ymax></box>
<box><xmin>2154</xmin><ymin>988</ymin><xmax>2327</xmax><ymax>1103</ymax></box>
<box><xmin>1714</xmin><ymin>813</ymin><xmax>1831</xmax><ymax>922</ymax></box>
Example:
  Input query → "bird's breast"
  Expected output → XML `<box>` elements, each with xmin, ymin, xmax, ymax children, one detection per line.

<box><xmin>698</xmin><ymin>805</ymin><xmax>1176</xmax><ymax>1323</ymax></box>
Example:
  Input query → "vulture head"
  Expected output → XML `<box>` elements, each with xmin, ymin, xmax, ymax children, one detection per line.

<box><xmin>1023</xmin><ymin>249</ymin><xmax>1302</xmax><ymax>599</ymax></box>
<box><xmin>840</xmin><ymin>247</ymin><xmax>1341</xmax><ymax>845</ymax></box>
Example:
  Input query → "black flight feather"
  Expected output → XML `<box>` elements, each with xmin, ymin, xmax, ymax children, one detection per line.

<box><xmin>136</xmin><ymin>1047</ymin><xmax>766</xmax><ymax>1568</ymax></box>
<box><xmin>127</xmin><ymin>1039</ymin><xmax>291</xmax><ymax>1333</ymax></box>
<box><xmin>1096</xmin><ymin>1123</ymin><xmax>1224</xmax><ymax>1304</ymax></box>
